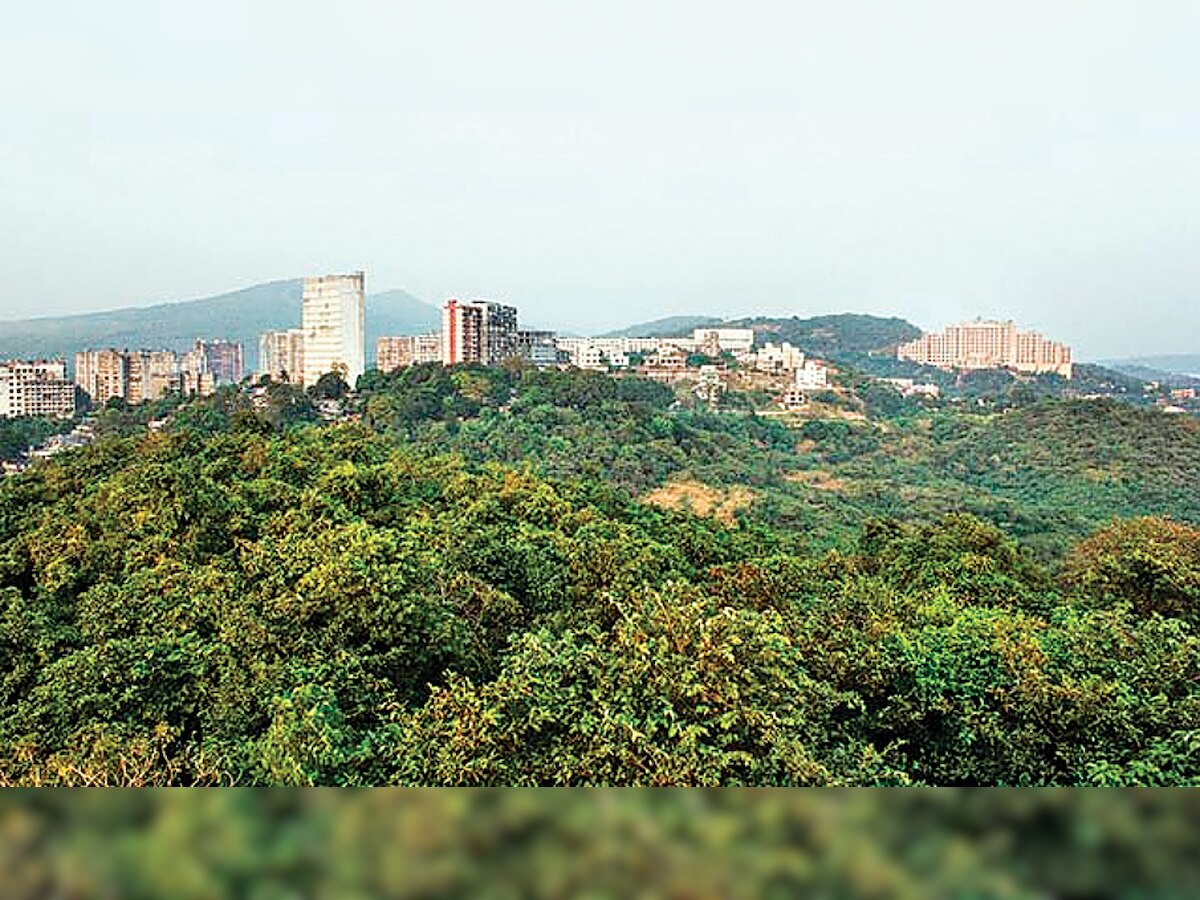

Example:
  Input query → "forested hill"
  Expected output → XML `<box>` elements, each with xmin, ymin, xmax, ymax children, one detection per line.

<box><xmin>602</xmin><ymin>311</ymin><xmax>922</xmax><ymax>355</ymax></box>
<box><xmin>2</xmin><ymin>384</ymin><xmax>1200</xmax><ymax>785</ymax></box>
<box><xmin>722</xmin><ymin>313</ymin><xmax>922</xmax><ymax>355</ymax></box>
<box><xmin>598</xmin><ymin>315</ymin><xmax>723</xmax><ymax>338</ymax></box>
<box><xmin>0</xmin><ymin>281</ymin><xmax>439</xmax><ymax>366</ymax></box>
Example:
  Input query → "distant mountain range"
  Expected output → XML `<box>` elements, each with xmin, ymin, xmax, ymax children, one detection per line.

<box><xmin>0</xmin><ymin>280</ymin><xmax>440</xmax><ymax>369</ymax></box>
<box><xmin>1102</xmin><ymin>355</ymin><xmax>1200</xmax><ymax>382</ymax></box>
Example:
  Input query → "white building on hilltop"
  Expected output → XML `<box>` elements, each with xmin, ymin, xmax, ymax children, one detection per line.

<box><xmin>302</xmin><ymin>273</ymin><xmax>365</xmax><ymax>387</ymax></box>
<box><xmin>795</xmin><ymin>359</ymin><xmax>829</xmax><ymax>390</ymax></box>
<box><xmin>750</xmin><ymin>342</ymin><xmax>806</xmax><ymax>374</ymax></box>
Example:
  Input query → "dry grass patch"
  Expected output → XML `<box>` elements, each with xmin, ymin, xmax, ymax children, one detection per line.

<box><xmin>785</xmin><ymin>470</ymin><xmax>847</xmax><ymax>492</ymax></box>
<box><xmin>643</xmin><ymin>479</ymin><xmax>755</xmax><ymax>525</ymax></box>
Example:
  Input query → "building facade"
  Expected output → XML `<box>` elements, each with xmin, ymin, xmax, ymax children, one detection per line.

<box><xmin>898</xmin><ymin>319</ymin><xmax>1072</xmax><ymax>378</ymax></box>
<box><xmin>188</xmin><ymin>340</ymin><xmax>244</xmax><ymax>384</ymax></box>
<box><xmin>302</xmin><ymin>273</ymin><xmax>366</xmax><ymax>387</ymax></box>
<box><xmin>75</xmin><ymin>349</ymin><xmax>130</xmax><ymax>405</ymax></box>
<box><xmin>556</xmin><ymin>337</ymin><xmax>670</xmax><ymax>370</ymax></box>
<box><xmin>376</xmin><ymin>334</ymin><xmax>440</xmax><ymax>372</ymax></box>
<box><xmin>750</xmin><ymin>342</ymin><xmax>806</xmax><ymax>374</ymax></box>
<box><xmin>692</xmin><ymin>327</ymin><xmax>755</xmax><ymax>355</ymax></box>
<box><xmin>0</xmin><ymin>360</ymin><xmax>75</xmax><ymax>418</ymax></box>
<box><xmin>440</xmin><ymin>299</ymin><xmax>519</xmax><ymax>365</ymax></box>
<box><xmin>74</xmin><ymin>346</ymin><xmax>226</xmax><ymax>406</ymax></box>
<box><xmin>259</xmin><ymin>329</ymin><xmax>305</xmax><ymax>383</ymax></box>
<box><xmin>127</xmin><ymin>350</ymin><xmax>180</xmax><ymax>404</ymax></box>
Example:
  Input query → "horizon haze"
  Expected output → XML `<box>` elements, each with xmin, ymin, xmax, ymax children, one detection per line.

<box><xmin>3</xmin><ymin>2</ymin><xmax>1199</xmax><ymax>359</ymax></box>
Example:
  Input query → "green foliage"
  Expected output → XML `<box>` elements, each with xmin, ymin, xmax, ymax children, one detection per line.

<box><xmin>0</xmin><ymin>417</ymin><xmax>64</xmax><ymax>461</ymax></box>
<box><xmin>725</xmin><ymin>313</ymin><xmax>921</xmax><ymax>354</ymax></box>
<box><xmin>1062</xmin><ymin>517</ymin><xmax>1200</xmax><ymax>624</ymax></box>
<box><xmin>2</xmin><ymin>363</ymin><xmax>1200</xmax><ymax>785</ymax></box>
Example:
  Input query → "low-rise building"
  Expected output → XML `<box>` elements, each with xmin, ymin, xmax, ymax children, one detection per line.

<box><xmin>692</xmin><ymin>327</ymin><xmax>755</xmax><ymax>355</ymax></box>
<box><xmin>557</xmin><ymin>337</ymin><xmax>668</xmax><ymax>370</ymax></box>
<box><xmin>750</xmin><ymin>342</ymin><xmax>806</xmax><ymax>374</ymax></box>
<box><xmin>795</xmin><ymin>359</ymin><xmax>829</xmax><ymax>390</ymax></box>
<box><xmin>880</xmin><ymin>377</ymin><xmax>941</xmax><ymax>399</ymax></box>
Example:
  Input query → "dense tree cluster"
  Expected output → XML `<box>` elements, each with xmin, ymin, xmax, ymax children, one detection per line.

<box><xmin>2</xmin><ymin>402</ymin><xmax>1198</xmax><ymax>784</ymax></box>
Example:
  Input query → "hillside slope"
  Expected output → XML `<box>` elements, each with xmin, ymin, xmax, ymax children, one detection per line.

<box><xmin>0</xmin><ymin>281</ymin><xmax>439</xmax><ymax>369</ymax></box>
<box><xmin>598</xmin><ymin>315</ymin><xmax>723</xmax><ymax>338</ymax></box>
<box><xmin>724</xmin><ymin>313</ymin><xmax>922</xmax><ymax>356</ymax></box>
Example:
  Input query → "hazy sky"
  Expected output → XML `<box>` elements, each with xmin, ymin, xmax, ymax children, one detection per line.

<box><xmin>2</xmin><ymin>1</ymin><xmax>1198</xmax><ymax>358</ymax></box>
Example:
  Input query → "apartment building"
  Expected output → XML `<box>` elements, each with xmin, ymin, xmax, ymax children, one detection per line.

<box><xmin>259</xmin><ymin>329</ymin><xmax>305</xmax><ymax>383</ymax></box>
<box><xmin>794</xmin><ymin>359</ymin><xmax>829</xmax><ymax>390</ymax></box>
<box><xmin>0</xmin><ymin>359</ymin><xmax>75</xmax><ymax>418</ymax></box>
<box><xmin>127</xmin><ymin>350</ymin><xmax>181</xmax><ymax>404</ymax></box>
<box><xmin>302</xmin><ymin>273</ymin><xmax>366</xmax><ymax>387</ymax></box>
<box><xmin>750</xmin><ymin>342</ymin><xmax>806</xmax><ymax>374</ymax></box>
<box><xmin>898</xmin><ymin>319</ymin><xmax>1073</xmax><ymax>378</ymax></box>
<box><xmin>441</xmin><ymin>299</ymin><xmax>519</xmax><ymax>365</ymax></box>
<box><xmin>376</xmin><ymin>334</ymin><xmax>440</xmax><ymax>372</ymax></box>
<box><xmin>75</xmin><ymin>349</ymin><xmax>130</xmax><ymax>405</ymax></box>
<box><xmin>556</xmin><ymin>337</ymin><xmax>667</xmax><ymax>370</ymax></box>
<box><xmin>188</xmin><ymin>339</ymin><xmax>244</xmax><ymax>384</ymax></box>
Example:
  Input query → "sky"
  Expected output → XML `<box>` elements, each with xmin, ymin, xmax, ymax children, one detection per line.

<box><xmin>1</xmin><ymin>1</ymin><xmax>1198</xmax><ymax>359</ymax></box>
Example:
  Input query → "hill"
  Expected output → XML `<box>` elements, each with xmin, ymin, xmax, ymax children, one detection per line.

<box><xmin>723</xmin><ymin>313</ymin><xmax>922</xmax><ymax>356</ymax></box>
<box><xmin>3</xmin><ymin>376</ymin><xmax>1200</xmax><ymax>787</ymax></box>
<box><xmin>1102</xmin><ymin>358</ymin><xmax>1200</xmax><ymax>386</ymax></box>
<box><xmin>0</xmin><ymin>280</ymin><xmax>439</xmax><ymax>371</ymax></box>
<box><xmin>598</xmin><ymin>315</ymin><xmax>723</xmax><ymax>338</ymax></box>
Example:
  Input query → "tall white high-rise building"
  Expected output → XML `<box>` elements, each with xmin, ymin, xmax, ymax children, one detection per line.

<box><xmin>302</xmin><ymin>272</ymin><xmax>365</xmax><ymax>387</ymax></box>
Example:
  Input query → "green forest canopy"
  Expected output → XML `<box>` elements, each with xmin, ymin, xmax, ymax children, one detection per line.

<box><xmin>2</xmin><ymin>365</ymin><xmax>1199</xmax><ymax>786</ymax></box>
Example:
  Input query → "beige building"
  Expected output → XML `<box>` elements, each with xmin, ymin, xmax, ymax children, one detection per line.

<box><xmin>692</xmin><ymin>327</ymin><xmax>755</xmax><ymax>355</ymax></box>
<box><xmin>75</xmin><ymin>349</ymin><xmax>129</xmax><ymax>405</ymax></box>
<box><xmin>259</xmin><ymin>329</ymin><xmax>305</xmax><ymax>383</ymax></box>
<box><xmin>128</xmin><ymin>351</ymin><xmax>181</xmax><ymax>404</ymax></box>
<box><xmin>1</xmin><ymin>359</ymin><xmax>75</xmax><ymax>418</ymax></box>
<box><xmin>75</xmin><ymin>348</ymin><xmax>208</xmax><ymax>406</ymax></box>
<box><xmin>898</xmin><ymin>319</ymin><xmax>1072</xmax><ymax>378</ymax></box>
<box><xmin>377</xmin><ymin>334</ymin><xmax>440</xmax><ymax>372</ymax></box>
<box><xmin>302</xmin><ymin>273</ymin><xmax>365</xmax><ymax>387</ymax></box>
<box><xmin>750</xmin><ymin>342</ymin><xmax>806</xmax><ymax>374</ymax></box>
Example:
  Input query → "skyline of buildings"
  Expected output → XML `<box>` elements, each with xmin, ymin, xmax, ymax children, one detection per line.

<box><xmin>73</xmin><ymin>340</ymin><xmax>245</xmax><ymax>407</ymax></box>
<box><xmin>898</xmin><ymin>319</ymin><xmax>1074</xmax><ymax>379</ymax></box>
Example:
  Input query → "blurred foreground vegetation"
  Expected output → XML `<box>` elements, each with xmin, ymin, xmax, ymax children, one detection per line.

<box><xmin>3</xmin><ymin>790</ymin><xmax>1200</xmax><ymax>898</ymax></box>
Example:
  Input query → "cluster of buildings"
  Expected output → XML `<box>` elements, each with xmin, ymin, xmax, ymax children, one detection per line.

<box><xmin>259</xmin><ymin>273</ymin><xmax>366</xmax><ymax>387</ymax></box>
<box><xmin>0</xmin><ymin>338</ymin><xmax>244</xmax><ymax>420</ymax></box>
<box><xmin>898</xmin><ymin>319</ymin><xmax>1073</xmax><ymax>379</ymax></box>
<box><xmin>74</xmin><ymin>340</ymin><xmax>244</xmax><ymax>406</ymax></box>
<box><xmin>380</xmin><ymin>301</ymin><xmax>561</xmax><ymax>372</ymax></box>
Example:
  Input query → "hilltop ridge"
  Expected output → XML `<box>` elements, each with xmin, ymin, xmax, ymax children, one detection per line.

<box><xmin>0</xmin><ymin>280</ymin><xmax>439</xmax><ymax>366</ymax></box>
